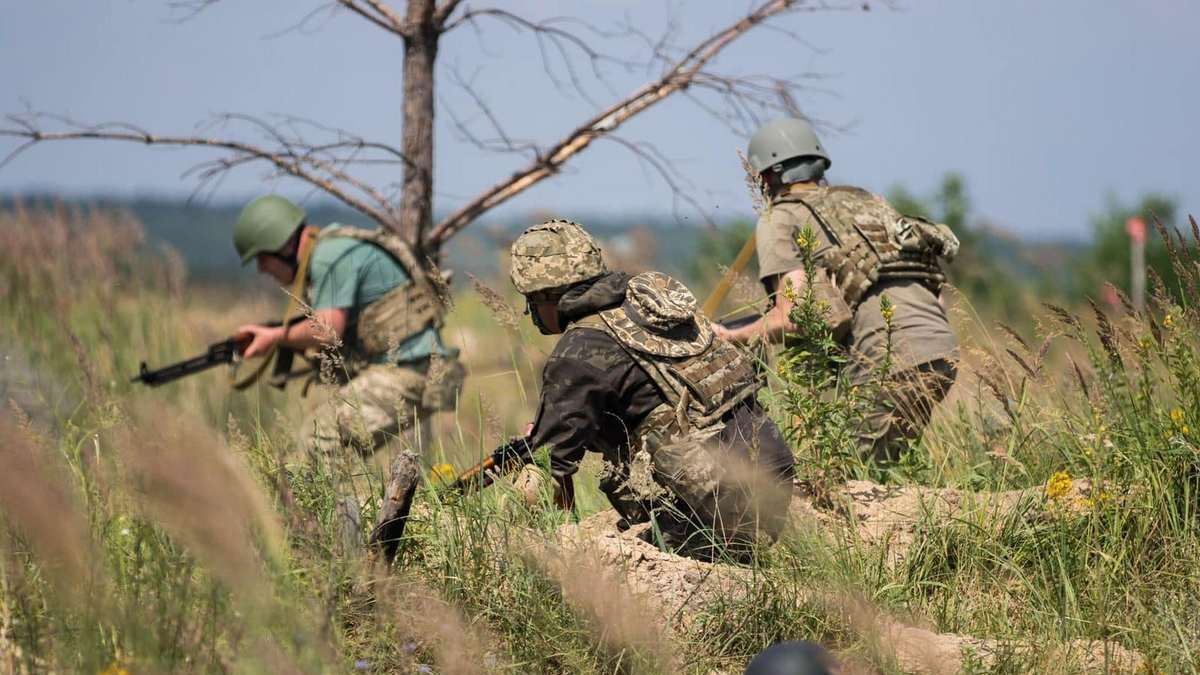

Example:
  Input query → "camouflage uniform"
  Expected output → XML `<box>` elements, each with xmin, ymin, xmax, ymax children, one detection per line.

<box><xmin>513</xmin><ymin>222</ymin><xmax>795</xmax><ymax>559</ymax></box>
<box><xmin>299</xmin><ymin>225</ymin><xmax>463</xmax><ymax>458</ymax></box>
<box><xmin>757</xmin><ymin>183</ymin><xmax>959</xmax><ymax>462</ymax></box>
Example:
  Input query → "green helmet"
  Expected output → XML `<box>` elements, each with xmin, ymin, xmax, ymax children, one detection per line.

<box><xmin>509</xmin><ymin>219</ymin><xmax>607</xmax><ymax>294</ymax></box>
<box><xmin>232</xmin><ymin>195</ymin><xmax>306</xmax><ymax>265</ymax></box>
<box><xmin>747</xmin><ymin>117</ymin><xmax>831</xmax><ymax>174</ymax></box>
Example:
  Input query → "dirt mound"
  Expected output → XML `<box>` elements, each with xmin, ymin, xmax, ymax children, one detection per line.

<box><xmin>557</xmin><ymin>510</ymin><xmax>751</xmax><ymax>624</ymax></box>
<box><xmin>553</xmin><ymin>485</ymin><xmax>1145</xmax><ymax>674</ymax></box>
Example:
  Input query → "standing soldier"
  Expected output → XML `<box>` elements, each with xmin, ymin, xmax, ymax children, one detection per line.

<box><xmin>231</xmin><ymin>195</ymin><xmax>463</xmax><ymax>460</ymax></box>
<box><xmin>714</xmin><ymin>118</ymin><xmax>959</xmax><ymax>463</ymax></box>
<box><xmin>507</xmin><ymin>219</ymin><xmax>795</xmax><ymax>560</ymax></box>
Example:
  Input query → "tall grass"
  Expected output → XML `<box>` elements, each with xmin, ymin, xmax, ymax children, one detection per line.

<box><xmin>2</xmin><ymin>203</ymin><xmax>1199</xmax><ymax>672</ymax></box>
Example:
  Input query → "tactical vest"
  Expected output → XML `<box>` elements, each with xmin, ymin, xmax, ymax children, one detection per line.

<box><xmin>774</xmin><ymin>186</ymin><xmax>959</xmax><ymax>310</ymax></box>
<box><xmin>315</xmin><ymin>225</ymin><xmax>445</xmax><ymax>359</ymax></box>
<box><xmin>566</xmin><ymin>273</ymin><xmax>760</xmax><ymax>447</ymax></box>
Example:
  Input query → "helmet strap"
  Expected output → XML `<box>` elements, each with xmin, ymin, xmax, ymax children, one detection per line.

<box><xmin>275</xmin><ymin>225</ymin><xmax>305</xmax><ymax>272</ymax></box>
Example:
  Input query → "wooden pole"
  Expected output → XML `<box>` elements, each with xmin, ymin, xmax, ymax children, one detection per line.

<box><xmin>700</xmin><ymin>233</ymin><xmax>757</xmax><ymax>319</ymax></box>
<box><xmin>1127</xmin><ymin>217</ymin><xmax>1146</xmax><ymax>313</ymax></box>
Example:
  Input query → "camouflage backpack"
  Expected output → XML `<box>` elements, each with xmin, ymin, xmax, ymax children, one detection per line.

<box><xmin>316</xmin><ymin>225</ymin><xmax>445</xmax><ymax>358</ymax></box>
<box><xmin>774</xmin><ymin>185</ymin><xmax>959</xmax><ymax>310</ymax></box>
<box><xmin>569</xmin><ymin>272</ymin><xmax>759</xmax><ymax>441</ymax></box>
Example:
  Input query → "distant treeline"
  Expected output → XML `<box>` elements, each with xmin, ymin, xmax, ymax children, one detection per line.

<box><xmin>5</xmin><ymin>185</ymin><xmax>1189</xmax><ymax>323</ymax></box>
<box><xmin>0</xmin><ymin>194</ymin><xmax>709</xmax><ymax>287</ymax></box>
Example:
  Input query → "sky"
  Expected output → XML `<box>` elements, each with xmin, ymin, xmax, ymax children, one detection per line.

<box><xmin>2</xmin><ymin>0</ymin><xmax>1197</xmax><ymax>241</ymax></box>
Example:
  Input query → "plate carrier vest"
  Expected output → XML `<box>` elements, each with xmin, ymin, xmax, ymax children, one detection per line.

<box><xmin>566</xmin><ymin>276</ymin><xmax>760</xmax><ymax>449</ymax></box>
<box><xmin>316</xmin><ymin>225</ymin><xmax>445</xmax><ymax>359</ymax></box>
<box><xmin>774</xmin><ymin>186</ymin><xmax>959</xmax><ymax>310</ymax></box>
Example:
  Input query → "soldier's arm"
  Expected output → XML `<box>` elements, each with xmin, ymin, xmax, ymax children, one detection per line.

<box><xmin>236</xmin><ymin>307</ymin><xmax>349</xmax><ymax>358</ymax></box>
<box><xmin>714</xmin><ymin>268</ymin><xmax>808</xmax><ymax>344</ymax></box>
<box><xmin>527</xmin><ymin>354</ymin><xmax>617</xmax><ymax>480</ymax></box>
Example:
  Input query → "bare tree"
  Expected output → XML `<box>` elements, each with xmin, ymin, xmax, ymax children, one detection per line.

<box><xmin>1</xmin><ymin>0</ymin><xmax>874</xmax><ymax>265</ymax></box>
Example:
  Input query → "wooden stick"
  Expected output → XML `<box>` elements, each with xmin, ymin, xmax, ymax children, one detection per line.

<box><xmin>700</xmin><ymin>232</ymin><xmax>757</xmax><ymax>318</ymax></box>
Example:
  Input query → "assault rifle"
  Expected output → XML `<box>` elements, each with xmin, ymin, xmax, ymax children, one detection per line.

<box><xmin>131</xmin><ymin>317</ymin><xmax>307</xmax><ymax>388</ymax></box>
<box><xmin>446</xmin><ymin>437</ymin><xmax>536</xmax><ymax>494</ymax></box>
<box><xmin>445</xmin><ymin>436</ymin><xmax>576</xmax><ymax>508</ymax></box>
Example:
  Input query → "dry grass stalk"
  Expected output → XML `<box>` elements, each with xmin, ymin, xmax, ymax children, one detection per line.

<box><xmin>524</xmin><ymin>544</ymin><xmax>679</xmax><ymax>671</ymax></box>
<box><xmin>468</xmin><ymin>273</ymin><xmax>519</xmax><ymax>331</ymax></box>
<box><xmin>738</xmin><ymin>150</ymin><xmax>768</xmax><ymax>216</ymax></box>
<box><xmin>114</xmin><ymin>401</ymin><xmax>287</xmax><ymax>594</ymax></box>
<box><xmin>375</xmin><ymin>574</ymin><xmax>501</xmax><ymax>675</ymax></box>
<box><xmin>0</xmin><ymin>202</ymin><xmax>153</xmax><ymax>306</ymax></box>
<box><xmin>0</xmin><ymin>416</ymin><xmax>93</xmax><ymax>595</ymax></box>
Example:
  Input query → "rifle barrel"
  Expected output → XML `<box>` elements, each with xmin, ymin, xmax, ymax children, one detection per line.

<box><xmin>131</xmin><ymin>338</ymin><xmax>243</xmax><ymax>387</ymax></box>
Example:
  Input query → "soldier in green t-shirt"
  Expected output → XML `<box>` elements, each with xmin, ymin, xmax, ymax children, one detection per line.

<box><xmin>714</xmin><ymin>119</ymin><xmax>959</xmax><ymax>463</ymax></box>
<box><xmin>232</xmin><ymin>195</ymin><xmax>463</xmax><ymax>461</ymax></box>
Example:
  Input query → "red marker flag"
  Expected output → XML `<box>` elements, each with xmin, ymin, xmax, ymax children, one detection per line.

<box><xmin>1126</xmin><ymin>217</ymin><xmax>1147</xmax><ymax>244</ymax></box>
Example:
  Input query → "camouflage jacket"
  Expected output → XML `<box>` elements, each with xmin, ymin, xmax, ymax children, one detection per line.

<box><xmin>525</xmin><ymin>273</ymin><xmax>794</xmax><ymax>482</ymax></box>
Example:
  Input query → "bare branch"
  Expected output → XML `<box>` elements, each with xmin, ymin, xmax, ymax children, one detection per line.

<box><xmin>602</xmin><ymin>135</ymin><xmax>713</xmax><ymax>226</ymax></box>
<box><xmin>444</xmin><ymin>8</ymin><xmax>636</xmax><ymax>104</ymax></box>
<box><xmin>426</xmin><ymin>0</ymin><xmax>844</xmax><ymax>248</ymax></box>
<box><xmin>433</xmin><ymin>0</ymin><xmax>465</xmax><ymax>28</ymax></box>
<box><xmin>442</xmin><ymin>68</ymin><xmax>540</xmax><ymax>158</ymax></box>
<box><xmin>0</xmin><ymin>113</ymin><xmax>398</xmax><ymax>229</ymax></box>
<box><xmin>335</xmin><ymin>0</ymin><xmax>409</xmax><ymax>38</ymax></box>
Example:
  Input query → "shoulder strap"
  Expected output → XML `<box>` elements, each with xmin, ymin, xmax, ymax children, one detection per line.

<box><xmin>231</xmin><ymin>225</ymin><xmax>321</xmax><ymax>390</ymax></box>
<box><xmin>318</xmin><ymin>224</ymin><xmax>432</xmax><ymax>288</ymax></box>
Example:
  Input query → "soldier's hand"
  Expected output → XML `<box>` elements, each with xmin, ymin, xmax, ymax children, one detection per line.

<box><xmin>235</xmin><ymin>324</ymin><xmax>284</xmax><ymax>359</ymax></box>
<box><xmin>711</xmin><ymin>322</ymin><xmax>735</xmax><ymax>342</ymax></box>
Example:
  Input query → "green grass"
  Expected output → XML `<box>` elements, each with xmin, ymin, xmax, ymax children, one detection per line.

<box><xmin>3</xmin><ymin>205</ymin><xmax>1200</xmax><ymax>673</ymax></box>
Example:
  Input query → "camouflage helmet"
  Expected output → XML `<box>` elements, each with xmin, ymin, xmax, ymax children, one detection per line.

<box><xmin>509</xmin><ymin>219</ymin><xmax>607</xmax><ymax>294</ymax></box>
<box><xmin>747</xmin><ymin>118</ymin><xmax>831</xmax><ymax>175</ymax></box>
<box><xmin>233</xmin><ymin>195</ymin><xmax>306</xmax><ymax>265</ymax></box>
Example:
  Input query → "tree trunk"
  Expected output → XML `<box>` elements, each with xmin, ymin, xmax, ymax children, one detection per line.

<box><xmin>399</xmin><ymin>0</ymin><xmax>438</xmax><ymax>257</ymax></box>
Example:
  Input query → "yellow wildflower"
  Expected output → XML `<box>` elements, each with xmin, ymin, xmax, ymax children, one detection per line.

<box><xmin>1045</xmin><ymin>470</ymin><xmax>1073</xmax><ymax>501</ymax></box>
<box><xmin>795</xmin><ymin>228</ymin><xmax>817</xmax><ymax>252</ymax></box>
<box><xmin>1163</xmin><ymin>313</ymin><xmax>1175</xmax><ymax>329</ymax></box>
<box><xmin>428</xmin><ymin>462</ymin><xmax>457</xmax><ymax>485</ymax></box>
<box><xmin>1170</xmin><ymin>408</ymin><xmax>1185</xmax><ymax>426</ymax></box>
<box><xmin>782</xmin><ymin>279</ymin><xmax>798</xmax><ymax>303</ymax></box>
<box><xmin>100</xmin><ymin>665</ymin><xmax>130</xmax><ymax>675</ymax></box>
<box><xmin>879</xmin><ymin>295</ymin><xmax>895</xmax><ymax>323</ymax></box>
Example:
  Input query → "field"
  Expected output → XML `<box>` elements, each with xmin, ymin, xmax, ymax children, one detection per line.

<box><xmin>2</xmin><ymin>204</ymin><xmax>1200</xmax><ymax>674</ymax></box>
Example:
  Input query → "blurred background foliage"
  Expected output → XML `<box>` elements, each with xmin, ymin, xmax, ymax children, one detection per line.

<box><xmin>4</xmin><ymin>178</ymin><xmax>1187</xmax><ymax>325</ymax></box>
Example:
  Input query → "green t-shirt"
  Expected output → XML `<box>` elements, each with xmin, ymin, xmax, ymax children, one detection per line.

<box><xmin>307</xmin><ymin>229</ymin><xmax>443</xmax><ymax>362</ymax></box>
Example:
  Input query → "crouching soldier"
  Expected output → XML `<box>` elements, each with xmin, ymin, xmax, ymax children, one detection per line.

<box><xmin>509</xmin><ymin>219</ymin><xmax>795</xmax><ymax>561</ymax></box>
<box><xmin>231</xmin><ymin>195</ymin><xmax>464</xmax><ymax>459</ymax></box>
<box><xmin>715</xmin><ymin>118</ymin><xmax>959</xmax><ymax>463</ymax></box>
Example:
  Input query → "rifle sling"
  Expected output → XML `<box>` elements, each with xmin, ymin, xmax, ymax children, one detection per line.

<box><xmin>232</xmin><ymin>226</ymin><xmax>320</xmax><ymax>391</ymax></box>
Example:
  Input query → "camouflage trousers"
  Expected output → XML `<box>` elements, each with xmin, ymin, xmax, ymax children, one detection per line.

<box><xmin>300</xmin><ymin>355</ymin><xmax>464</xmax><ymax>458</ymax></box>
<box><xmin>856</xmin><ymin>358</ymin><xmax>957</xmax><ymax>463</ymax></box>
<box><xmin>599</xmin><ymin>424</ymin><xmax>793</xmax><ymax>561</ymax></box>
